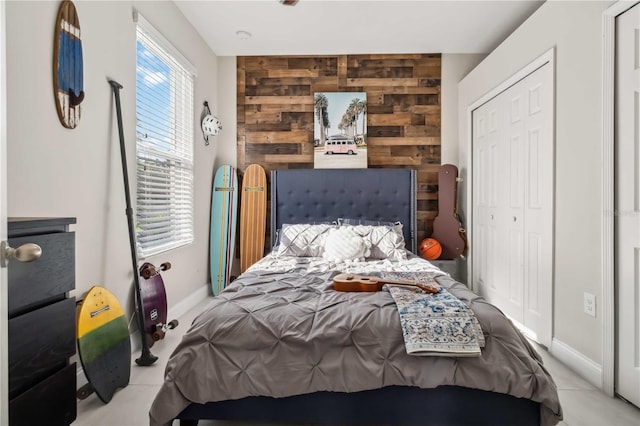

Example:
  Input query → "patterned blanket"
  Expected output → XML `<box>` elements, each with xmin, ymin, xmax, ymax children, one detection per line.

<box><xmin>381</xmin><ymin>272</ymin><xmax>485</xmax><ymax>357</ymax></box>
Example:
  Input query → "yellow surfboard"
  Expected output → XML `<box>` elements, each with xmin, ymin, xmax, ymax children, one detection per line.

<box><xmin>239</xmin><ymin>164</ymin><xmax>267</xmax><ymax>273</ymax></box>
<box><xmin>77</xmin><ymin>286</ymin><xmax>130</xmax><ymax>403</ymax></box>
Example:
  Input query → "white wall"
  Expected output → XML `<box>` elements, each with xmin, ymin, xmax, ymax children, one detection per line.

<box><xmin>441</xmin><ymin>54</ymin><xmax>485</xmax><ymax>165</ymax></box>
<box><xmin>458</xmin><ymin>0</ymin><xmax>615</xmax><ymax>366</ymax></box>
<box><xmin>215</xmin><ymin>56</ymin><xmax>237</xmax><ymax>170</ymax></box>
<box><xmin>5</xmin><ymin>1</ymin><xmax>219</xmax><ymax>319</ymax></box>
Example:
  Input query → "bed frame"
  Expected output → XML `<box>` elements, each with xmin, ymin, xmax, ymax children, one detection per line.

<box><xmin>270</xmin><ymin>168</ymin><xmax>417</xmax><ymax>253</ymax></box>
<box><xmin>176</xmin><ymin>168</ymin><xmax>541</xmax><ymax>426</ymax></box>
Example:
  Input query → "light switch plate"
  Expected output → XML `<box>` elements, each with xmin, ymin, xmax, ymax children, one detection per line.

<box><xmin>584</xmin><ymin>292</ymin><xmax>596</xmax><ymax>317</ymax></box>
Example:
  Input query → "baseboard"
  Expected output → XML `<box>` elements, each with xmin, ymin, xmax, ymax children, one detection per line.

<box><xmin>77</xmin><ymin>283</ymin><xmax>209</xmax><ymax>388</ymax></box>
<box><xmin>550</xmin><ymin>338</ymin><xmax>602</xmax><ymax>389</ymax></box>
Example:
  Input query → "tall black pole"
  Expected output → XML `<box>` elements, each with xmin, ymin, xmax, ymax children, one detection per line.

<box><xmin>108</xmin><ymin>79</ymin><xmax>158</xmax><ymax>366</ymax></box>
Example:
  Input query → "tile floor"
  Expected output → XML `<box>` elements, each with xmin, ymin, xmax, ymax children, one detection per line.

<box><xmin>75</xmin><ymin>297</ymin><xmax>640</xmax><ymax>426</ymax></box>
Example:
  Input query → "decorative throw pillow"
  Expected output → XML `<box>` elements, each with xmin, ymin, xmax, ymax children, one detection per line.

<box><xmin>275</xmin><ymin>223</ymin><xmax>335</xmax><ymax>257</ymax></box>
<box><xmin>338</xmin><ymin>217</ymin><xmax>400</xmax><ymax>227</ymax></box>
<box><xmin>323</xmin><ymin>227</ymin><xmax>371</xmax><ymax>264</ymax></box>
<box><xmin>340</xmin><ymin>224</ymin><xmax>407</xmax><ymax>261</ymax></box>
<box><xmin>338</xmin><ymin>218</ymin><xmax>404</xmax><ymax>239</ymax></box>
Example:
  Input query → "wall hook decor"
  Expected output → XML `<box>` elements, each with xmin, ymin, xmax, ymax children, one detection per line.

<box><xmin>53</xmin><ymin>0</ymin><xmax>85</xmax><ymax>129</ymax></box>
<box><xmin>201</xmin><ymin>101</ymin><xmax>222</xmax><ymax>146</ymax></box>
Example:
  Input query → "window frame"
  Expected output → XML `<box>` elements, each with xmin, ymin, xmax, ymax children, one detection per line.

<box><xmin>134</xmin><ymin>12</ymin><xmax>197</xmax><ymax>258</ymax></box>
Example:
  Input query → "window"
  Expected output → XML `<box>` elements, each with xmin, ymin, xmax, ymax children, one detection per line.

<box><xmin>135</xmin><ymin>13</ymin><xmax>196</xmax><ymax>257</ymax></box>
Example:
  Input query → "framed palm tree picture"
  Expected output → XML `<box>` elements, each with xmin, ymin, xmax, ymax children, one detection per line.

<box><xmin>314</xmin><ymin>92</ymin><xmax>367</xmax><ymax>169</ymax></box>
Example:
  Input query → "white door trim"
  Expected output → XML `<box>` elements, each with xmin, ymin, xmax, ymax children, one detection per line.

<box><xmin>465</xmin><ymin>47</ymin><xmax>555</xmax><ymax>291</ymax></box>
<box><xmin>0</xmin><ymin>0</ymin><xmax>8</xmax><ymax>423</ymax></box>
<box><xmin>601</xmin><ymin>0</ymin><xmax>639</xmax><ymax>398</ymax></box>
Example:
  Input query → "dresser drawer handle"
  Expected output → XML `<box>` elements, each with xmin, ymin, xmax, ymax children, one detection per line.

<box><xmin>2</xmin><ymin>241</ymin><xmax>42</xmax><ymax>265</ymax></box>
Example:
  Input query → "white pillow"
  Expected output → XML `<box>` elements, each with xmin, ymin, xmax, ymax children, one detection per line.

<box><xmin>338</xmin><ymin>218</ymin><xmax>402</xmax><ymax>227</ymax></box>
<box><xmin>340</xmin><ymin>224</ymin><xmax>407</xmax><ymax>261</ymax></box>
<box><xmin>338</xmin><ymin>218</ymin><xmax>404</xmax><ymax>240</ymax></box>
<box><xmin>275</xmin><ymin>223</ymin><xmax>335</xmax><ymax>257</ymax></box>
<box><xmin>323</xmin><ymin>227</ymin><xmax>371</xmax><ymax>263</ymax></box>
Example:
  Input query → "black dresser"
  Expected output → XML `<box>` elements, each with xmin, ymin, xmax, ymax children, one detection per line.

<box><xmin>7</xmin><ymin>217</ymin><xmax>77</xmax><ymax>426</ymax></box>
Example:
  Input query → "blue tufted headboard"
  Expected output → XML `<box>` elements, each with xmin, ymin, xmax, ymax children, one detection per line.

<box><xmin>270</xmin><ymin>168</ymin><xmax>417</xmax><ymax>253</ymax></box>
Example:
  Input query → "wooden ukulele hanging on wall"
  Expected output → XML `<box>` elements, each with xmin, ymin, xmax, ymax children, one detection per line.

<box><xmin>431</xmin><ymin>164</ymin><xmax>467</xmax><ymax>259</ymax></box>
<box><xmin>53</xmin><ymin>0</ymin><xmax>84</xmax><ymax>129</ymax></box>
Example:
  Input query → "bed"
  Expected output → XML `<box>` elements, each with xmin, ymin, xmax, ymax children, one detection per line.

<box><xmin>150</xmin><ymin>168</ymin><xmax>562</xmax><ymax>426</ymax></box>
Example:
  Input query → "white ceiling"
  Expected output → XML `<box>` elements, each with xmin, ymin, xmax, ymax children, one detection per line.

<box><xmin>174</xmin><ymin>0</ymin><xmax>545</xmax><ymax>57</ymax></box>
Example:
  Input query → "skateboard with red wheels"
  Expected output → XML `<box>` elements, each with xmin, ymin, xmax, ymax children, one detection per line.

<box><xmin>138</xmin><ymin>262</ymin><xmax>178</xmax><ymax>347</ymax></box>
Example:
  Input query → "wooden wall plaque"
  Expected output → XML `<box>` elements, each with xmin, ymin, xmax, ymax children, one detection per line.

<box><xmin>53</xmin><ymin>0</ymin><xmax>84</xmax><ymax>129</ymax></box>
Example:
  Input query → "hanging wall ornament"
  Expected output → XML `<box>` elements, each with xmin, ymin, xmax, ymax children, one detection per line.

<box><xmin>53</xmin><ymin>0</ymin><xmax>84</xmax><ymax>129</ymax></box>
<box><xmin>201</xmin><ymin>101</ymin><xmax>222</xmax><ymax>146</ymax></box>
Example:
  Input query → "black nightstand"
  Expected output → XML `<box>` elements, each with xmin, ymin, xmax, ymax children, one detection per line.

<box><xmin>430</xmin><ymin>258</ymin><xmax>466</xmax><ymax>283</ymax></box>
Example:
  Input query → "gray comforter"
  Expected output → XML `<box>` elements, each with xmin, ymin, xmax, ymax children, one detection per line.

<box><xmin>149</xmin><ymin>257</ymin><xmax>562</xmax><ymax>426</ymax></box>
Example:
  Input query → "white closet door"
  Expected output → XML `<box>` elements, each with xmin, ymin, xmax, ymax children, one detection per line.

<box><xmin>521</xmin><ymin>63</ymin><xmax>553</xmax><ymax>347</ymax></box>
<box><xmin>472</xmin><ymin>61</ymin><xmax>553</xmax><ymax>347</ymax></box>
<box><xmin>615</xmin><ymin>2</ymin><xmax>640</xmax><ymax>408</ymax></box>
<box><xmin>472</xmin><ymin>110</ymin><xmax>490</xmax><ymax>291</ymax></box>
<box><xmin>473</xmin><ymin>95</ymin><xmax>516</xmax><ymax>318</ymax></box>
<box><xmin>504</xmin><ymin>80</ymin><xmax>527</xmax><ymax>324</ymax></box>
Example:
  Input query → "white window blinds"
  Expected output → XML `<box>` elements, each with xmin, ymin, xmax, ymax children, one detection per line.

<box><xmin>135</xmin><ymin>13</ymin><xmax>195</xmax><ymax>257</ymax></box>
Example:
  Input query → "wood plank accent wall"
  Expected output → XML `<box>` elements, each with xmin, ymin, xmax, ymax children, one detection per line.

<box><xmin>237</xmin><ymin>54</ymin><xmax>441</xmax><ymax>243</ymax></box>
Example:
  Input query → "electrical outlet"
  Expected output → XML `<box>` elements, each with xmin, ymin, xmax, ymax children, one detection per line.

<box><xmin>584</xmin><ymin>292</ymin><xmax>596</xmax><ymax>317</ymax></box>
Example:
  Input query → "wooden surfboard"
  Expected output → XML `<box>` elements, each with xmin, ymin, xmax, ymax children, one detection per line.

<box><xmin>53</xmin><ymin>0</ymin><xmax>84</xmax><ymax>129</ymax></box>
<box><xmin>239</xmin><ymin>164</ymin><xmax>267</xmax><ymax>273</ymax></box>
<box><xmin>210</xmin><ymin>165</ymin><xmax>238</xmax><ymax>295</ymax></box>
<box><xmin>76</xmin><ymin>286</ymin><xmax>130</xmax><ymax>403</ymax></box>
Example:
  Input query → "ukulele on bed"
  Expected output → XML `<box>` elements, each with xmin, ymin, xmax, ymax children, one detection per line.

<box><xmin>333</xmin><ymin>273</ymin><xmax>440</xmax><ymax>294</ymax></box>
